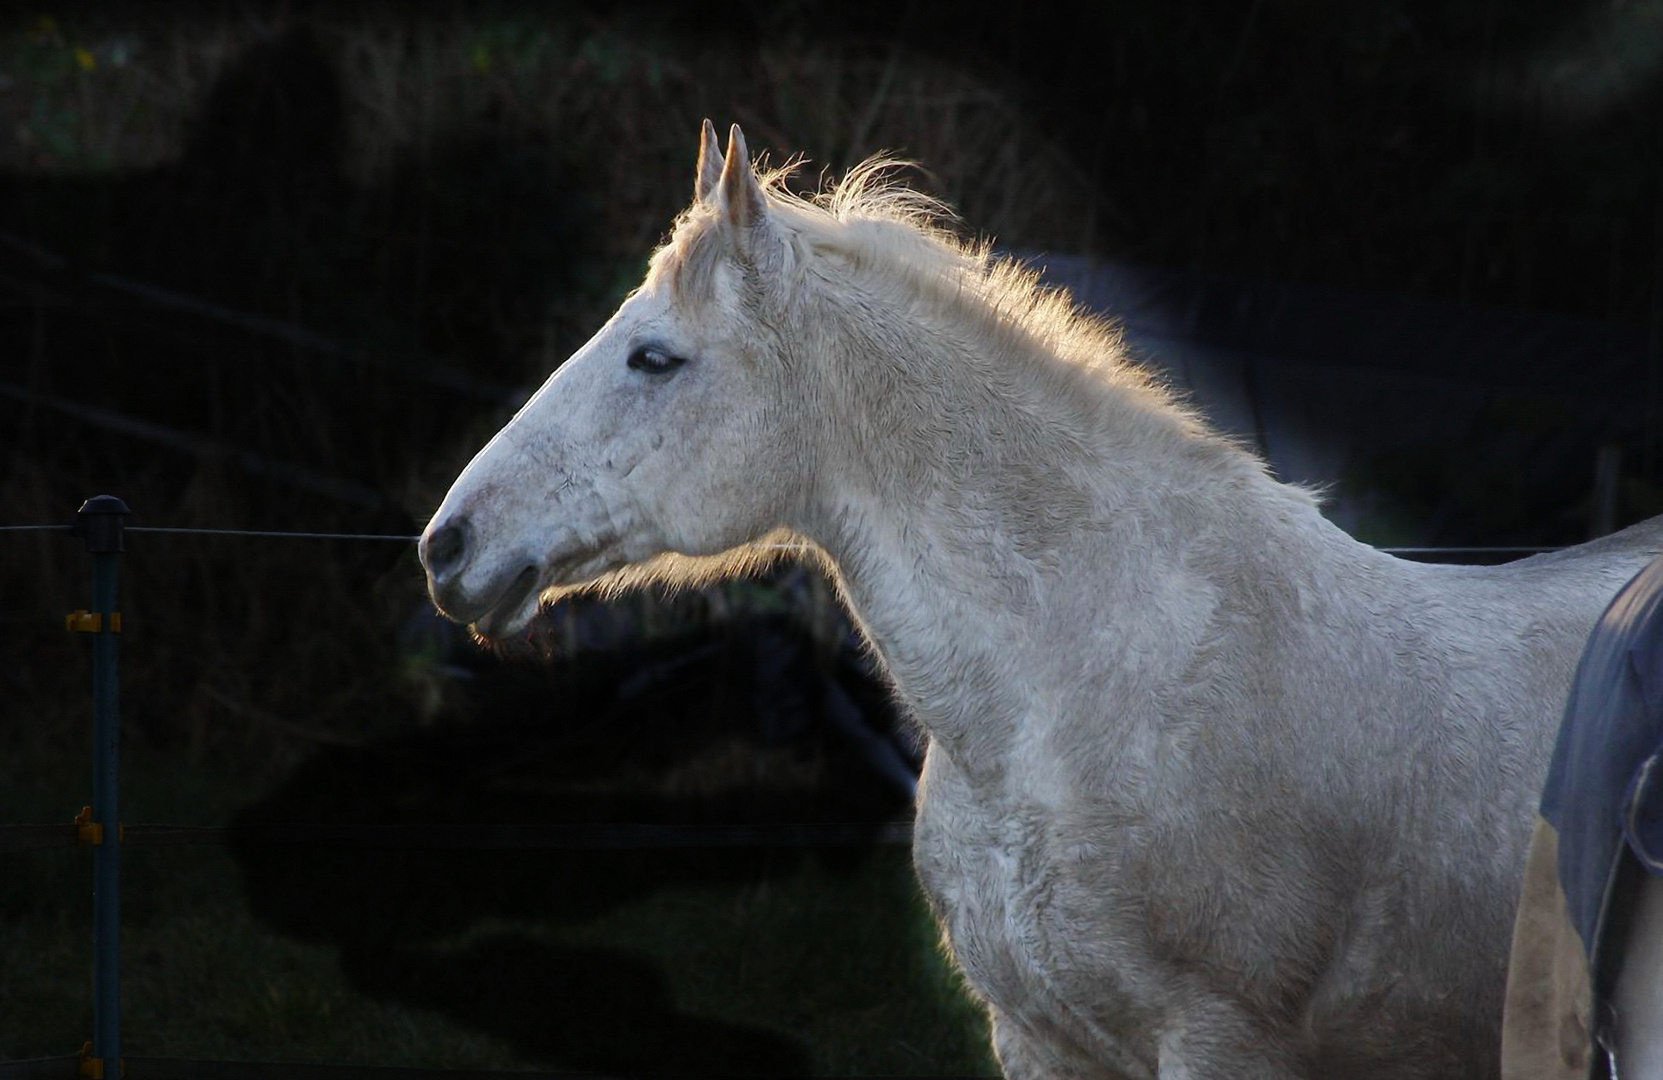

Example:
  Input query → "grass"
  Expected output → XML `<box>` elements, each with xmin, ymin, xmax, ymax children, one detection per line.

<box><xmin>0</xmin><ymin>750</ymin><xmax>997</xmax><ymax>1075</ymax></box>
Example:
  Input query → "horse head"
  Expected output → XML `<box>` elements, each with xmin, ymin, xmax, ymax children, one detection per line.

<box><xmin>420</xmin><ymin>122</ymin><xmax>809</xmax><ymax>637</ymax></box>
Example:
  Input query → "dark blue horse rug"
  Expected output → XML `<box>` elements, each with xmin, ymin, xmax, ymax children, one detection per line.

<box><xmin>1503</xmin><ymin>554</ymin><xmax>1663</xmax><ymax>1079</ymax></box>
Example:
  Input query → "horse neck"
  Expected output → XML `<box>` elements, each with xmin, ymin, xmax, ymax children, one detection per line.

<box><xmin>792</xmin><ymin>272</ymin><xmax>1301</xmax><ymax>772</ymax></box>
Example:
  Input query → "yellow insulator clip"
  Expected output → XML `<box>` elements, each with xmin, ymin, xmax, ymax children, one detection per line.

<box><xmin>65</xmin><ymin>611</ymin><xmax>120</xmax><ymax>633</ymax></box>
<box><xmin>74</xmin><ymin>806</ymin><xmax>102</xmax><ymax>846</ymax></box>
<box><xmin>76</xmin><ymin>1040</ymin><xmax>121</xmax><ymax>1078</ymax></box>
<box><xmin>73</xmin><ymin>807</ymin><xmax>122</xmax><ymax>845</ymax></box>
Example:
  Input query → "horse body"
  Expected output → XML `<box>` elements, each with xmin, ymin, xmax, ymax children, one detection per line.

<box><xmin>419</xmin><ymin>123</ymin><xmax>1663</xmax><ymax>1079</ymax></box>
<box><xmin>821</xmin><ymin>333</ymin><xmax>1653</xmax><ymax>1075</ymax></box>
<box><xmin>899</xmin><ymin>514</ymin><xmax>1655</xmax><ymax>1078</ymax></box>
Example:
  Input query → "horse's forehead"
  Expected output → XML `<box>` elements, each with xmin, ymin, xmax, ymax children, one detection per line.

<box><xmin>651</xmin><ymin>217</ymin><xmax>748</xmax><ymax>306</ymax></box>
<box><xmin>614</xmin><ymin>258</ymin><xmax>743</xmax><ymax>349</ymax></box>
<box><xmin>649</xmin><ymin>258</ymin><xmax>747</xmax><ymax>332</ymax></box>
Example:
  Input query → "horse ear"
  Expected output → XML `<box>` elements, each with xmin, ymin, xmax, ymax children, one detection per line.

<box><xmin>695</xmin><ymin>119</ymin><xmax>722</xmax><ymax>205</ymax></box>
<box><xmin>717</xmin><ymin>123</ymin><xmax>768</xmax><ymax>238</ymax></box>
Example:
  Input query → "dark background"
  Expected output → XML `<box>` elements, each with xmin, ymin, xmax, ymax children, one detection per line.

<box><xmin>1</xmin><ymin>0</ymin><xmax>1660</xmax><ymax>1070</ymax></box>
<box><xmin>7</xmin><ymin>0</ymin><xmax>1661</xmax><ymax>539</ymax></box>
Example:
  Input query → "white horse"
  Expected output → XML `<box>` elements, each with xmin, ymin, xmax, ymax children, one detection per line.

<box><xmin>419</xmin><ymin>122</ymin><xmax>1663</xmax><ymax>1079</ymax></box>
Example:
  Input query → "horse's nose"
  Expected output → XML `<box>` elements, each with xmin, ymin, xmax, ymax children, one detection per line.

<box><xmin>422</xmin><ymin>517</ymin><xmax>470</xmax><ymax>580</ymax></box>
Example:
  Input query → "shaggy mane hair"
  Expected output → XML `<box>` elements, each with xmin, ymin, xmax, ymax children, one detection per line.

<box><xmin>551</xmin><ymin>156</ymin><xmax>1272</xmax><ymax>608</ymax></box>
<box><xmin>650</xmin><ymin>156</ymin><xmax>1222</xmax><ymax>442</ymax></box>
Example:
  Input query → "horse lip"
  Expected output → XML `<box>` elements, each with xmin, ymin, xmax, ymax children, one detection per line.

<box><xmin>453</xmin><ymin>564</ymin><xmax>541</xmax><ymax>635</ymax></box>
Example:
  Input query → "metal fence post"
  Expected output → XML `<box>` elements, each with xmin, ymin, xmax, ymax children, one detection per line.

<box><xmin>76</xmin><ymin>495</ymin><xmax>128</xmax><ymax>1078</ymax></box>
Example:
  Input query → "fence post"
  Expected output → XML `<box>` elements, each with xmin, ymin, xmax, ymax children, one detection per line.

<box><xmin>77</xmin><ymin>495</ymin><xmax>128</xmax><ymax>1078</ymax></box>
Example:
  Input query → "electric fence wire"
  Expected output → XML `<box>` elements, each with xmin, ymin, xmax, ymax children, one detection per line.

<box><xmin>0</xmin><ymin>524</ymin><xmax>1567</xmax><ymax>556</ymax></box>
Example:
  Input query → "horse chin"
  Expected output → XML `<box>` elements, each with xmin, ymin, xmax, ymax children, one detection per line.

<box><xmin>465</xmin><ymin>565</ymin><xmax>544</xmax><ymax>641</ymax></box>
<box><xmin>469</xmin><ymin>599</ymin><xmax>541</xmax><ymax>644</ymax></box>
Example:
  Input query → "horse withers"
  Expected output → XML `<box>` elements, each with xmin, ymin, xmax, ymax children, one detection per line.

<box><xmin>419</xmin><ymin>121</ymin><xmax>1662</xmax><ymax>1079</ymax></box>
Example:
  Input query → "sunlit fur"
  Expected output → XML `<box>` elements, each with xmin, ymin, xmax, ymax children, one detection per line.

<box><xmin>570</xmin><ymin>155</ymin><xmax>1273</xmax><ymax>605</ymax></box>
<box><xmin>423</xmin><ymin>126</ymin><xmax>1663</xmax><ymax>1080</ymax></box>
<box><xmin>655</xmin><ymin>155</ymin><xmax>1226</xmax><ymax>452</ymax></box>
<box><xmin>551</xmin><ymin>154</ymin><xmax>1228</xmax><ymax>603</ymax></box>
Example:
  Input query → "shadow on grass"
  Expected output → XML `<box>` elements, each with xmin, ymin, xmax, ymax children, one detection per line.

<box><xmin>344</xmin><ymin>934</ymin><xmax>809</xmax><ymax>1074</ymax></box>
<box><xmin>229</xmin><ymin>625</ymin><xmax>916</xmax><ymax>1074</ymax></box>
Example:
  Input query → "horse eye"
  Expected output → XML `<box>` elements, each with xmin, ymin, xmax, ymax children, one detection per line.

<box><xmin>627</xmin><ymin>346</ymin><xmax>686</xmax><ymax>375</ymax></box>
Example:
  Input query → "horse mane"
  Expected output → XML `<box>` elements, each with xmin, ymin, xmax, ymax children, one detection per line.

<box><xmin>655</xmin><ymin>155</ymin><xmax>1232</xmax><ymax>452</ymax></box>
<box><xmin>569</xmin><ymin>157</ymin><xmax>1286</xmax><ymax>606</ymax></box>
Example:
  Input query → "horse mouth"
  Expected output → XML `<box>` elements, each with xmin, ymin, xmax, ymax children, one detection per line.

<box><xmin>469</xmin><ymin>564</ymin><xmax>542</xmax><ymax>638</ymax></box>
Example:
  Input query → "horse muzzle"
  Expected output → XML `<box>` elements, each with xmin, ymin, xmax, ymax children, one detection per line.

<box><xmin>421</xmin><ymin>514</ymin><xmax>543</xmax><ymax>634</ymax></box>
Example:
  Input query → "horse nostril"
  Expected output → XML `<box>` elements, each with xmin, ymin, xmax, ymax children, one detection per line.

<box><xmin>423</xmin><ymin>519</ymin><xmax>469</xmax><ymax>577</ymax></box>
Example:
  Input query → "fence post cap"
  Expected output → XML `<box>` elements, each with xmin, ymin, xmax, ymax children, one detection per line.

<box><xmin>75</xmin><ymin>495</ymin><xmax>130</xmax><ymax>553</ymax></box>
<box><xmin>77</xmin><ymin>495</ymin><xmax>130</xmax><ymax>516</ymax></box>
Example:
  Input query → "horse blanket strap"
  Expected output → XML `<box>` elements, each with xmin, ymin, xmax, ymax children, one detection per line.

<box><xmin>1503</xmin><ymin>554</ymin><xmax>1663</xmax><ymax>1079</ymax></box>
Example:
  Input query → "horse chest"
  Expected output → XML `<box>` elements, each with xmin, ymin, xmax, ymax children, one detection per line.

<box><xmin>913</xmin><ymin>763</ymin><xmax>1162</xmax><ymax>1077</ymax></box>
